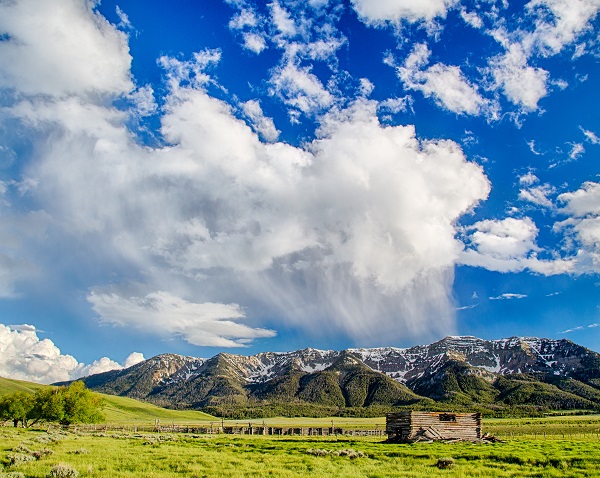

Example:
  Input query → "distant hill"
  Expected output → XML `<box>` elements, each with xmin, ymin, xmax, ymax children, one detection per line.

<box><xmin>0</xmin><ymin>376</ymin><xmax>45</xmax><ymax>395</ymax></box>
<box><xmin>62</xmin><ymin>336</ymin><xmax>600</xmax><ymax>417</ymax></box>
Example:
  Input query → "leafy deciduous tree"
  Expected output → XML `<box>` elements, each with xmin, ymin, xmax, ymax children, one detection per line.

<box><xmin>0</xmin><ymin>381</ymin><xmax>105</xmax><ymax>427</ymax></box>
<box><xmin>0</xmin><ymin>391</ymin><xmax>34</xmax><ymax>427</ymax></box>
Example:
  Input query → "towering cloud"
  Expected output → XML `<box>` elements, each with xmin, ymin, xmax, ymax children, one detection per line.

<box><xmin>0</xmin><ymin>324</ymin><xmax>144</xmax><ymax>384</ymax></box>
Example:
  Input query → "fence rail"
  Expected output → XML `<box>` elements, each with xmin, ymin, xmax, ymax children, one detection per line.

<box><xmin>5</xmin><ymin>422</ymin><xmax>600</xmax><ymax>441</ymax></box>
<box><xmin>67</xmin><ymin>423</ymin><xmax>386</xmax><ymax>437</ymax></box>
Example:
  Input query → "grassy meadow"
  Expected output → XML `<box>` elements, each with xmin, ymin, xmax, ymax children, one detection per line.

<box><xmin>100</xmin><ymin>394</ymin><xmax>214</xmax><ymax>424</ymax></box>
<box><xmin>2</xmin><ymin>418</ymin><xmax>600</xmax><ymax>477</ymax></box>
<box><xmin>3</xmin><ymin>377</ymin><xmax>600</xmax><ymax>476</ymax></box>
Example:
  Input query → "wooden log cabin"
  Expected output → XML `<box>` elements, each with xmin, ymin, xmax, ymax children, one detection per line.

<box><xmin>386</xmin><ymin>411</ymin><xmax>482</xmax><ymax>442</ymax></box>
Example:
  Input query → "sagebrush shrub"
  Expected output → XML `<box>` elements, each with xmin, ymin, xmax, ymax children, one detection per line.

<box><xmin>12</xmin><ymin>445</ymin><xmax>31</xmax><ymax>455</ymax></box>
<box><xmin>32</xmin><ymin>448</ymin><xmax>53</xmax><ymax>460</ymax></box>
<box><xmin>306</xmin><ymin>448</ymin><xmax>366</xmax><ymax>459</ymax></box>
<box><xmin>335</xmin><ymin>449</ymin><xmax>366</xmax><ymax>459</ymax></box>
<box><xmin>6</xmin><ymin>453</ymin><xmax>34</xmax><ymax>466</ymax></box>
<box><xmin>69</xmin><ymin>449</ymin><xmax>89</xmax><ymax>455</ymax></box>
<box><xmin>306</xmin><ymin>448</ymin><xmax>329</xmax><ymax>456</ymax></box>
<box><xmin>436</xmin><ymin>456</ymin><xmax>456</xmax><ymax>469</ymax></box>
<box><xmin>47</xmin><ymin>465</ymin><xmax>79</xmax><ymax>478</ymax></box>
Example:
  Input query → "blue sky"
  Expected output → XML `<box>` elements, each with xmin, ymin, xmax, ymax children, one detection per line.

<box><xmin>1</xmin><ymin>0</ymin><xmax>600</xmax><ymax>383</ymax></box>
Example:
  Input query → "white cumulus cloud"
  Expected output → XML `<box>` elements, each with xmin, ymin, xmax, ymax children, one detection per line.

<box><xmin>461</xmin><ymin>217</ymin><xmax>573</xmax><ymax>274</ymax></box>
<box><xmin>398</xmin><ymin>44</ymin><xmax>490</xmax><ymax>116</ymax></box>
<box><xmin>526</xmin><ymin>0</ymin><xmax>600</xmax><ymax>56</ymax></box>
<box><xmin>7</xmin><ymin>71</ymin><xmax>491</xmax><ymax>343</ymax></box>
<box><xmin>0</xmin><ymin>323</ymin><xmax>144</xmax><ymax>384</ymax></box>
<box><xmin>466</xmin><ymin>217</ymin><xmax>541</xmax><ymax>260</ymax></box>
<box><xmin>5</xmin><ymin>1</ymin><xmax>572</xmax><ymax>347</ymax></box>
<box><xmin>242</xmin><ymin>32</ymin><xmax>267</xmax><ymax>54</ymax></box>
<box><xmin>269</xmin><ymin>61</ymin><xmax>334</xmax><ymax>117</ymax></box>
<box><xmin>270</xmin><ymin>1</ymin><xmax>297</xmax><ymax>37</ymax></box>
<box><xmin>488</xmin><ymin>44</ymin><xmax>549</xmax><ymax>112</ymax></box>
<box><xmin>0</xmin><ymin>0</ymin><xmax>132</xmax><ymax>97</ymax></box>
<box><xmin>559</xmin><ymin>181</ymin><xmax>600</xmax><ymax>216</ymax></box>
<box><xmin>351</xmin><ymin>0</ymin><xmax>457</xmax><ymax>24</ymax></box>
<box><xmin>242</xmin><ymin>100</ymin><xmax>280</xmax><ymax>142</ymax></box>
<box><xmin>556</xmin><ymin>181</ymin><xmax>600</xmax><ymax>272</ymax></box>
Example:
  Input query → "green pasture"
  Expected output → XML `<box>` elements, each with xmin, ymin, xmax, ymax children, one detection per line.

<box><xmin>3</xmin><ymin>375</ymin><xmax>600</xmax><ymax>477</ymax></box>
<box><xmin>100</xmin><ymin>394</ymin><xmax>214</xmax><ymax>424</ymax></box>
<box><xmin>2</xmin><ymin>426</ymin><xmax>600</xmax><ymax>477</ymax></box>
<box><xmin>0</xmin><ymin>378</ymin><xmax>44</xmax><ymax>395</ymax></box>
<box><xmin>484</xmin><ymin>414</ymin><xmax>600</xmax><ymax>440</ymax></box>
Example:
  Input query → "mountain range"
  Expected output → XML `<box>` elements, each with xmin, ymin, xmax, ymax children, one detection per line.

<box><xmin>63</xmin><ymin>336</ymin><xmax>600</xmax><ymax>417</ymax></box>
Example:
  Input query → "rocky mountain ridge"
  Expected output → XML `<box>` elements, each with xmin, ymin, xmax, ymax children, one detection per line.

<box><xmin>65</xmin><ymin>336</ymin><xmax>600</xmax><ymax>416</ymax></box>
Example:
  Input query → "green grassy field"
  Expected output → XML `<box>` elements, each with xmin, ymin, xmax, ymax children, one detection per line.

<box><xmin>2</xmin><ymin>426</ymin><xmax>600</xmax><ymax>477</ymax></box>
<box><xmin>100</xmin><ymin>394</ymin><xmax>215</xmax><ymax>424</ymax></box>
<box><xmin>484</xmin><ymin>414</ymin><xmax>600</xmax><ymax>440</ymax></box>
<box><xmin>3</xmin><ymin>376</ymin><xmax>600</xmax><ymax>477</ymax></box>
<box><xmin>0</xmin><ymin>377</ymin><xmax>45</xmax><ymax>395</ymax></box>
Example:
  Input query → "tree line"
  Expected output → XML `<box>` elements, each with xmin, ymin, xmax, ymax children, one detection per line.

<box><xmin>0</xmin><ymin>381</ymin><xmax>105</xmax><ymax>427</ymax></box>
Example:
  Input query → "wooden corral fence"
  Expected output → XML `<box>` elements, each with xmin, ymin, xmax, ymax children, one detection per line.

<box><xmin>70</xmin><ymin>423</ymin><xmax>386</xmax><ymax>437</ymax></box>
<box><xmin>386</xmin><ymin>411</ymin><xmax>482</xmax><ymax>442</ymax></box>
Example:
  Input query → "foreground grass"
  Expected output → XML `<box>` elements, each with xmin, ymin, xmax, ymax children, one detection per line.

<box><xmin>2</xmin><ymin>426</ymin><xmax>600</xmax><ymax>477</ymax></box>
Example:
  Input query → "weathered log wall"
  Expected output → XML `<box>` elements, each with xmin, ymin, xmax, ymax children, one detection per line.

<box><xmin>386</xmin><ymin>411</ymin><xmax>482</xmax><ymax>442</ymax></box>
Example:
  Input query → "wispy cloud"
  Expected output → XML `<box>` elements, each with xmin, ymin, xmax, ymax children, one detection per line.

<box><xmin>489</xmin><ymin>293</ymin><xmax>528</xmax><ymax>300</ymax></box>
<box><xmin>456</xmin><ymin>304</ymin><xmax>478</xmax><ymax>311</ymax></box>
<box><xmin>88</xmin><ymin>290</ymin><xmax>276</xmax><ymax>348</ymax></box>
<box><xmin>568</xmin><ymin>142</ymin><xmax>585</xmax><ymax>161</ymax></box>
<box><xmin>560</xmin><ymin>323</ymin><xmax>600</xmax><ymax>334</ymax></box>
<box><xmin>519</xmin><ymin>183</ymin><xmax>556</xmax><ymax>208</ymax></box>
<box><xmin>580</xmin><ymin>127</ymin><xmax>600</xmax><ymax>144</ymax></box>
<box><xmin>526</xmin><ymin>140</ymin><xmax>543</xmax><ymax>155</ymax></box>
